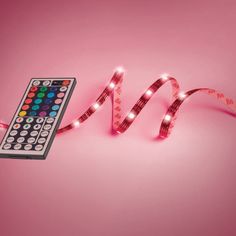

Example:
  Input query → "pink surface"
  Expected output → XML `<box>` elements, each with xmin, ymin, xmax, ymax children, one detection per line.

<box><xmin>0</xmin><ymin>0</ymin><xmax>236</xmax><ymax>235</ymax></box>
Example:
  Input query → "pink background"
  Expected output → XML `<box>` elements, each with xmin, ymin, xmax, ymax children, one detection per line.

<box><xmin>0</xmin><ymin>0</ymin><xmax>236</xmax><ymax>235</ymax></box>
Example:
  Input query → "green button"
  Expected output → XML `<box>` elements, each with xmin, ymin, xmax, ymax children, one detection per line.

<box><xmin>37</xmin><ymin>92</ymin><xmax>45</xmax><ymax>98</ymax></box>
<box><xmin>40</xmin><ymin>86</ymin><xmax>48</xmax><ymax>92</ymax></box>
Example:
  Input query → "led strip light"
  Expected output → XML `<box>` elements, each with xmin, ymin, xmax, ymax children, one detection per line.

<box><xmin>0</xmin><ymin>67</ymin><xmax>235</xmax><ymax>139</ymax></box>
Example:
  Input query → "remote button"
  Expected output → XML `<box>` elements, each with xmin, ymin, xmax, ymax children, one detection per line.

<box><xmin>37</xmin><ymin>92</ymin><xmax>45</xmax><ymax>98</ymax></box>
<box><xmin>46</xmin><ymin>118</ymin><xmax>54</xmax><ymax>124</ymax></box>
<box><xmin>25</xmin><ymin>98</ymin><xmax>33</xmax><ymax>104</ymax></box>
<box><xmin>27</xmin><ymin>137</ymin><xmax>35</xmax><ymax>144</ymax></box>
<box><xmin>28</xmin><ymin>92</ymin><xmax>35</xmax><ymax>98</ymax></box>
<box><xmin>24</xmin><ymin>144</ymin><xmax>32</xmax><ymax>151</ymax></box>
<box><xmin>35</xmin><ymin>145</ymin><xmax>43</xmax><ymax>151</ymax></box>
<box><xmin>23</xmin><ymin>124</ymin><xmax>31</xmax><ymax>130</ymax></box>
<box><xmin>42</xmin><ymin>105</ymin><xmax>50</xmax><ymax>111</ymax></box>
<box><xmin>17</xmin><ymin>137</ymin><xmax>25</xmax><ymax>143</ymax></box>
<box><xmin>47</xmin><ymin>92</ymin><xmax>55</xmax><ymax>98</ymax></box>
<box><xmin>30</xmin><ymin>86</ymin><xmax>38</xmax><ymax>92</ymax></box>
<box><xmin>43</xmin><ymin>80</ymin><xmax>50</xmax><ymax>86</ymax></box>
<box><xmin>13</xmin><ymin>124</ymin><xmax>21</xmax><ymax>129</ymax></box>
<box><xmin>52</xmin><ymin>105</ymin><xmax>60</xmax><ymax>111</ymax></box>
<box><xmin>60</xmin><ymin>86</ymin><xmax>67</xmax><ymax>92</ymax></box>
<box><xmin>41</xmin><ymin>131</ymin><xmax>49</xmax><ymax>137</ymax></box>
<box><xmin>7</xmin><ymin>137</ymin><xmax>15</xmax><ymax>143</ymax></box>
<box><xmin>36</xmin><ymin>118</ymin><xmax>44</xmax><ymax>123</ymax></box>
<box><xmin>40</xmin><ymin>86</ymin><xmax>48</xmax><ymax>92</ymax></box>
<box><xmin>29</xmin><ymin>111</ymin><xmax>37</xmax><ymax>116</ymax></box>
<box><xmin>38</xmin><ymin>138</ymin><xmax>46</xmax><ymax>144</ymax></box>
<box><xmin>33</xmin><ymin>80</ymin><xmax>40</xmax><ymax>86</ymax></box>
<box><xmin>39</xmin><ymin>111</ymin><xmax>47</xmax><ymax>117</ymax></box>
<box><xmin>19</xmin><ymin>111</ymin><xmax>27</xmax><ymax>117</ymax></box>
<box><xmin>32</xmin><ymin>105</ymin><xmax>40</xmax><ymax>111</ymax></box>
<box><xmin>20</xmin><ymin>130</ymin><xmax>28</xmax><ymax>136</ymax></box>
<box><xmin>10</xmin><ymin>130</ymin><xmax>18</xmax><ymax>136</ymax></box>
<box><xmin>16</xmin><ymin>117</ymin><xmax>24</xmax><ymax>123</ymax></box>
<box><xmin>57</xmin><ymin>92</ymin><xmax>65</xmax><ymax>98</ymax></box>
<box><xmin>50</xmin><ymin>87</ymin><xmax>58</xmax><ymax>92</ymax></box>
<box><xmin>44</xmin><ymin>98</ymin><xmax>53</xmax><ymax>105</ymax></box>
<box><xmin>49</xmin><ymin>111</ymin><xmax>57</xmax><ymax>117</ymax></box>
<box><xmin>30</xmin><ymin>131</ymin><xmax>39</xmax><ymax>137</ymax></box>
<box><xmin>34</xmin><ymin>98</ymin><xmax>43</xmax><ymax>104</ymax></box>
<box><xmin>22</xmin><ymin>104</ymin><xmax>30</xmax><ymax>111</ymax></box>
<box><xmin>14</xmin><ymin>144</ymin><xmax>22</xmax><ymax>150</ymax></box>
<box><xmin>54</xmin><ymin>99</ymin><xmax>62</xmax><ymax>104</ymax></box>
<box><xmin>33</xmin><ymin>124</ymin><xmax>41</xmax><ymax>130</ymax></box>
<box><xmin>3</xmin><ymin>143</ymin><xmax>11</xmax><ymax>150</ymax></box>
<box><xmin>43</xmin><ymin>124</ymin><xmax>52</xmax><ymax>130</ymax></box>
<box><xmin>26</xmin><ymin>117</ymin><xmax>34</xmax><ymax>123</ymax></box>
<box><xmin>62</xmin><ymin>80</ymin><xmax>70</xmax><ymax>86</ymax></box>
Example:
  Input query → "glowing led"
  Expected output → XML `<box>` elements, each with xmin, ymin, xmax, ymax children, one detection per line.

<box><xmin>109</xmin><ymin>82</ymin><xmax>115</xmax><ymax>89</ymax></box>
<box><xmin>93</xmin><ymin>102</ymin><xmax>100</xmax><ymax>110</ymax></box>
<box><xmin>160</xmin><ymin>73</ymin><xmax>169</xmax><ymax>81</ymax></box>
<box><xmin>145</xmin><ymin>89</ymin><xmax>153</xmax><ymax>96</ymax></box>
<box><xmin>128</xmin><ymin>112</ymin><xmax>135</xmax><ymax>120</ymax></box>
<box><xmin>73</xmin><ymin>120</ymin><xmax>80</xmax><ymax>127</ymax></box>
<box><xmin>164</xmin><ymin>114</ymin><xmax>172</xmax><ymax>122</ymax></box>
<box><xmin>179</xmin><ymin>92</ymin><xmax>187</xmax><ymax>99</ymax></box>
<box><xmin>115</xmin><ymin>66</ymin><xmax>125</xmax><ymax>74</ymax></box>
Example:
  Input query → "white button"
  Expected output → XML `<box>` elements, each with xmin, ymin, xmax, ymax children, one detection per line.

<box><xmin>36</xmin><ymin>118</ymin><xmax>44</xmax><ymax>124</ymax></box>
<box><xmin>43</xmin><ymin>124</ymin><xmax>52</xmax><ymax>130</ymax></box>
<box><xmin>23</xmin><ymin>124</ymin><xmax>31</xmax><ymax>130</ymax></box>
<box><xmin>30</xmin><ymin>131</ymin><xmax>39</xmax><ymax>137</ymax></box>
<box><xmin>60</xmin><ymin>86</ymin><xmax>67</xmax><ymax>92</ymax></box>
<box><xmin>41</xmin><ymin>131</ymin><xmax>49</xmax><ymax>137</ymax></box>
<box><xmin>3</xmin><ymin>143</ymin><xmax>11</xmax><ymax>150</ymax></box>
<box><xmin>35</xmin><ymin>145</ymin><xmax>43</xmax><ymax>151</ymax></box>
<box><xmin>13</xmin><ymin>124</ymin><xmax>21</xmax><ymax>129</ymax></box>
<box><xmin>17</xmin><ymin>137</ymin><xmax>25</xmax><ymax>143</ymax></box>
<box><xmin>27</xmin><ymin>137</ymin><xmax>35</xmax><ymax>144</ymax></box>
<box><xmin>38</xmin><ymin>138</ymin><xmax>46</xmax><ymax>144</ymax></box>
<box><xmin>7</xmin><ymin>137</ymin><xmax>15</xmax><ymax>143</ymax></box>
<box><xmin>14</xmin><ymin>144</ymin><xmax>22</xmax><ymax>150</ymax></box>
<box><xmin>16</xmin><ymin>117</ymin><xmax>24</xmax><ymax>123</ymax></box>
<box><xmin>34</xmin><ymin>124</ymin><xmax>41</xmax><ymax>130</ymax></box>
<box><xmin>20</xmin><ymin>130</ymin><xmax>28</xmax><ymax>136</ymax></box>
<box><xmin>33</xmin><ymin>80</ymin><xmax>40</xmax><ymax>86</ymax></box>
<box><xmin>43</xmin><ymin>80</ymin><xmax>50</xmax><ymax>86</ymax></box>
<box><xmin>46</xmin><ymin>118</ymin><xmax>54</xmax><ymax>124</ymax></box>
<box><xmin>10</xmin><ymin>130</ymin><xmax>18</xmax><ymax>136</ymax></box>
<box><xmin>26</xmin><ymin>117</ymin><xmax>34</xmax><ymax>123</ymax></box>
<box><xmin>24</xmin><ymin>144</ymin><xmax>32</xmax><ymax>151</ymax></box>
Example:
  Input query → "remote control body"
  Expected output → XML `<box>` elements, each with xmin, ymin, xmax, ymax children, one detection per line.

<box><xmin>0</xmin><ymin>78</ymin><xmax>76</xmax><ymax>159</ymax></box>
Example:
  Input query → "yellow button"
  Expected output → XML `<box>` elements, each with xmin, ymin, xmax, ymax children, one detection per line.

<box><xmin>19</xmin><ymin>111</ymin><xmax>27</xmax><ymax>117</ymax></box>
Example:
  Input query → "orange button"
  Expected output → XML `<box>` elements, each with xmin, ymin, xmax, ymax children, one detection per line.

<box><xmin>22</xmin><ymin>104</ymin><xmax>30</xmax><ymax>111</ymax></box>
<box><xmin>19</xmin><ymin>111</ymin><xmax>27</xmax><ymax>117</ymax></box>
<box><xmin>62</xmin><ymin>80</ymin><xmax>70</xmax><ymax>86</ymax></box>
<box><xmin>28</xmin><ymin>92</ymin><xmax>35</xmax><ymax>98</ymax></box>
<box><xmin>25</xmin><ymin>98</ymin><xmax>32</xmax><ymax>104</ymax></box>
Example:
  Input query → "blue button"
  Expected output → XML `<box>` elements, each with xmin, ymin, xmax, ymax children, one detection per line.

<box><xmin>49</xmin><ymin>111</ymin><xmax>57</xmax><ymax>117</ymax></box>
<box><xmin>32</xmin><ymin>105</ymin><xmax>40</xmax><ymax>110</ymax></box>
<box><xmin>50</xmin><ymin>87</ymin><xmax>58</xmax><ymax>92</ymax></box>
<box><xmin>47</xmin><ymin>92</ymin><xmax>55</xmax><ymax>98</ymax></box>
<box><xmin>52</xmin><ymin>105</ymin><xmax>60</xmax><ymax>111</ymax></box>
<box><xmin>44</xmin><ymin>98</ymin><xmax>53</xmax><ymax>105</ymax></box>
<box><xmin>34</xmin><ymin>98</ymin><xmax>42</xmax><ymax>104</ymax></box>
<box><xmin>29</xmin><ymin>111</ymin><xmax>37</xmax><ymax>116</ymax></box>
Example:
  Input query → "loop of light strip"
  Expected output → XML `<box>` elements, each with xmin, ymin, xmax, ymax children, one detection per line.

<box><xmin>0</xmin><ymin>67</ymin><xmax>235</xmax><ymax>139</ymax></box>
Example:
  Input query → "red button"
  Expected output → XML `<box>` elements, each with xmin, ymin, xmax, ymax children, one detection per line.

<box><xmin>22</xmin><ymin>105</ymin><xmax>30</xmax><ymax>111</ymax></box>
<box><xmin>30</xmin><ymin>86</ymin><xmax>38</xmax><ymax>92</ymax></box>
<box><xmin>28</xmin><ymin>92</ymin><xmax>35</xmax><ymax>98</ymax></box>
<box><xmin>62</xmin><ymin>80</ymin><xmax>70</xmax><ymax>86</ymax></box>
<box><xmin>25</xmin><ymin>98</ymin><xmax>32</xmax><ymax>104</ymax></box>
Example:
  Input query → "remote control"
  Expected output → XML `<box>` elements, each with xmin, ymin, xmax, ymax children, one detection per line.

<box><xmin>0</xmin><ymin>78</ymin><xmax>76</xmax><ymax>160</ymax></box>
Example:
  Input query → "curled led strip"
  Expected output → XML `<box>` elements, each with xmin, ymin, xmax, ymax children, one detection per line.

<box><xmin>0</xmin><ymin>68</ymin><xmax>235</xmax><ymax>139</ymax></box>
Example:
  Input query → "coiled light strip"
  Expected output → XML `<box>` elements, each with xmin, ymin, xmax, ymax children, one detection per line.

<box><xmin>0</xmin><ymin>68</ymin><xmax>235</xmax><ymax>139</ymax></box>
